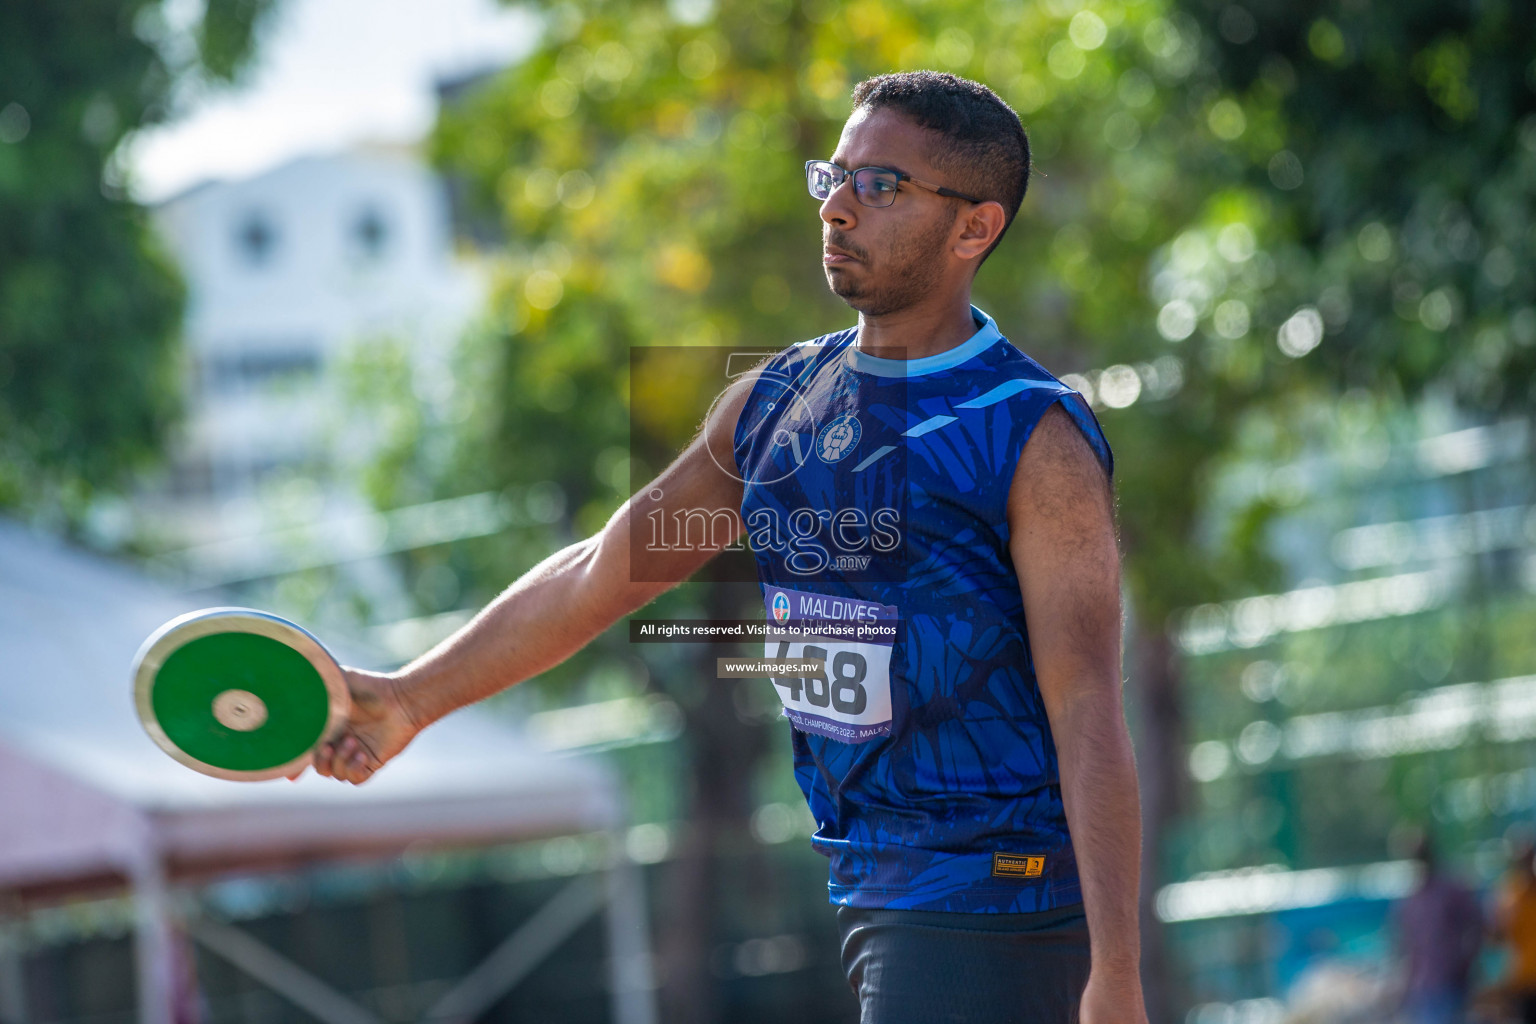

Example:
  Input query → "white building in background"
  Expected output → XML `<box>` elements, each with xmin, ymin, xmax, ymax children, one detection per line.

<box><xmin>147</xmin><ymin>145</ymin><xmax>484</xmax><ymax>568</ymax></box>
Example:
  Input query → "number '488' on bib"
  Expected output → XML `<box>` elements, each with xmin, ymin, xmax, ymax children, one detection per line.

<box><xmin>763</xmin><ymin>586</ymin><xmax>896</xmax><ymax>744</ymax></box>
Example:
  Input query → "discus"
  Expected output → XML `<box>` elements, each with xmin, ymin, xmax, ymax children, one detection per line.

<box><xmin>131</xmin><ymin>608</ymin><xmax>350</xmax><ymax>781</ymax></box>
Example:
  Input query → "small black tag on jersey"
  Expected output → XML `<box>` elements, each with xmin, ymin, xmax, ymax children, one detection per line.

<box><xmin>992</xmin><ymin>852</ymin><xmax>1046</xmax><ymax>879</ymax></box>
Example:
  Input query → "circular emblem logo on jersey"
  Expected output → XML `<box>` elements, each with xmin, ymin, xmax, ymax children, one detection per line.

<box><xmin>815</xmin><ymin>412</ymin><xmax>862</xmax><ymax>464</ymax></box>
<box><xmin>771</xmin><ymin>591</ymin><xmax>792</xmax><ymax>624</ymax></box>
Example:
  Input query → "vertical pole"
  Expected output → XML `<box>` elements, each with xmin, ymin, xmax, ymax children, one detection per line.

<box><xmin>0</xmin><ymin>901</ymin><xmax>27</xmax><ymax>1024</ymax></box>
<box><xmin>605</xmin><ymin>844</ymin><xmax>657</xmax><ymax>1024</ymax></box>
<box><xmin>131</xmin><ymin>854</ymin><xmax>176</xmax><ymax>1024</ymax></box>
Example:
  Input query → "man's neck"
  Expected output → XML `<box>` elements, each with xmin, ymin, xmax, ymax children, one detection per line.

<box><xmin>855</xmin><ymin>293</ymin><xmax>979</xmax><ymax>362</ymax></box>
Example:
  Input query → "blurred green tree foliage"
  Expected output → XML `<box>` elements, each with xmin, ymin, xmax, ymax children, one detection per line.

<box><xmin>1175</xmin><ymin>0</ymin><xmax>1536</xmax><ymax>412</ymax></box>
<box><xmin>0</xmin><ymin>0</ymin><xmax>278</xmax><ymax>522</ymax></box>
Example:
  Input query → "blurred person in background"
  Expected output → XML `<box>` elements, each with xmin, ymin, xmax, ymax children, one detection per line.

<box><xmin>1491</xmin><ymin>835</ymin><xmax>1536</xmax><ymax>1024</ymax></box>
<box><xmin>1391</xmin><ymin>831</ymin><xmax>1482</xmax><ymax>1024</ymax></box>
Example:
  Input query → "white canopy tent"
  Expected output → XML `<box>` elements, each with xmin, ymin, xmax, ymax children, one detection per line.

<box><xmin>0</xmin><ymin>519</ymin><xmax>654</xmax><ymax>1024</ymax></box>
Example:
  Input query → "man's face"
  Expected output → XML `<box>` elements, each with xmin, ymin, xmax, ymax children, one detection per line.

<box><xmin>818</xmin><ymin>107</ymin><xmax>964</xmax><ymax>317</ymax></box>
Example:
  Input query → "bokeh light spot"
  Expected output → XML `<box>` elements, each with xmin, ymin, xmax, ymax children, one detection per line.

<box><xmin>1048</xmin><ymin>40</ymin><xmax>1087</xmax><ymax>80</ymax></box>
<box><xmin>1267</xmin><ymin>150</ymin><xmax>1304</xmax><ymax>190</ymax></box>
<box><xmin>1208</xmin><ymin>98</ymin><xmax>1247</xmax><ymax>140</ymax></box>
<box><xmin>1069</xmin><ymin>11</ymin><xmax>1108</xmax><ymax>50</ymax></box>
<box><xmin>1158</xmin><ymin>300</ymin><xmax>1199</xmax><ymax>341</ymax></box>
<box><xmin>1277</xmin><ymin>307</ymin><xmax>1323</xmax><ymax>357</ymax></box>
<box><xmin>525</xmin><ymin>270</ymin><xmax>564</xmax><ymax>310</ymax></box>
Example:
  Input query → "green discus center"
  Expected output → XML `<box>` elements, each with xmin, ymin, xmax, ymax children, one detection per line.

<box><xmin>151</xmin><ymin>632</ymin><xmax>330</xmax><ymax>771</ymax></box>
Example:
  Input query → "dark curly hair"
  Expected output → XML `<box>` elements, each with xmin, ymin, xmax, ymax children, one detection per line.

<box><xmin>850</xmin><ymin>71</ymin><xmax>1030</xmax><ymax>257</ymax></box>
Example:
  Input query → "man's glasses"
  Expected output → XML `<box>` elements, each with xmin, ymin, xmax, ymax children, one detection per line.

<box><xmin>805</xmin><ymin>160</ymin><xmax>984</xmax><ymax>208</ymax></box>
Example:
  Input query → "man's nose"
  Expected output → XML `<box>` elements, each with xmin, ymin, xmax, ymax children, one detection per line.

<box><xmin>819</xmin><ymin>178</ymin><xmax>858</xmax><ymax>230</ymax></box>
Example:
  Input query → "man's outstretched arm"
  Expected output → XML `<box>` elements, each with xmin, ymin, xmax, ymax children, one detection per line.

<box><xmin>309</xmin><ymin>379</ymin><xmax>752</xmax><ymax>784</ymax></box>
<box><xmin>1008</xmin><ymin>404</ymin><xmax>1146</xmax><ymax>1024</ymax></box>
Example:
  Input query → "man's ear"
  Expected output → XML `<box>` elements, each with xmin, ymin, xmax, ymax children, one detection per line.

<box><xmin>953</xmin><ymin>201</ymin><xmax>1007</xmax><ymax>262</ymax></box>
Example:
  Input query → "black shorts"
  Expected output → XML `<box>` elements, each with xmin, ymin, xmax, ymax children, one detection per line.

<box><xmin>837</xmin><ymin>902</ymin><xmax>1091</xmax><ymax>1024</ymax></box>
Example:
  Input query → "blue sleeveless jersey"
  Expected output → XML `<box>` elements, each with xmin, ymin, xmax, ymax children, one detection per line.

<box><xmin>732</xmin><ymin>307</ymin><xmax>1112</xmax><ymax>913</ymax></box>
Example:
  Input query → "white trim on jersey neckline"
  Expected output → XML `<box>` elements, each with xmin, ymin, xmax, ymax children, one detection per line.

<box><xmin>845</xmin><ymin>305</ymin><xmax>1004</xmax><ymax>378</ymax></box>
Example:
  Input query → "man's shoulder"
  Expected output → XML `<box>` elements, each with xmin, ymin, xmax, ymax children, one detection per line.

<box><xmin>990</xmin><ymin>334</ymin><xmax>1068</xmax><ymax>385</ymax></box>
<box><xmin>788</xmin><ymin>324</ymin><xmax>858</xmax><ymax>359</ymax></box>
<box><xmin>747</xmin><ymin>325</ymin><xmax>857</xmax><ymax>381</ymax></box>
<box><xmin>797</xmin><ymin>323</ymin><xmax>859</xmax><ymax>346</ymax></box>
<box><xmin>728</xmin><ymin>326</ymin><xmax>857</xmax><ymax>437</ymax></box>
<box><xmin>983</xmin><ymin>338</ymin><xmax>1113</xmax><ymax>480</ymax></box>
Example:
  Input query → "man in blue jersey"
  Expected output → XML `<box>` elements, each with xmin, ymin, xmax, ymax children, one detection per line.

<box><xmin>304</xmin><ymin>71</ymin><xmax>1146</xmax><ymax>1023</ymax></box>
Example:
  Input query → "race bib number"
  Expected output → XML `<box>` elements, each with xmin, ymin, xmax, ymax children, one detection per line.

<box><xmin>763</xmin><ymin>586</ymin><xmax>896</xmax><ymax>743</ymax></box>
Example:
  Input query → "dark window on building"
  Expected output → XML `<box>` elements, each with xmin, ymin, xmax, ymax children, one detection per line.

<box><xmin>235</xmin><ymin>210</ymin><xmax>278</xmax><ymax>267</ymax></box>
<box><xmin>203</xmin><ymin>345</ymin><xmax>321</xmax><ymax>395</ymax></box>
<box><xmin>351</xmin><ymin>204</ymin><xmax>390</xmax><ymax>261</ymax></box>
